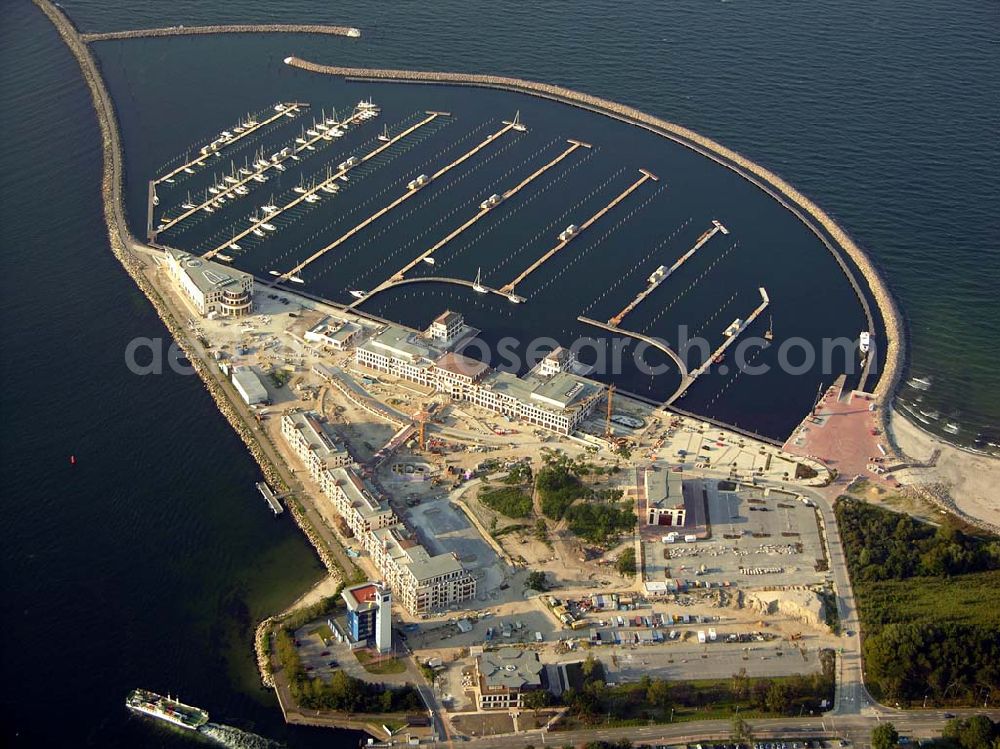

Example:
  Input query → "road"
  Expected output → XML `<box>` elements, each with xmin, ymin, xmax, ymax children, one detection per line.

<box><xmin>432</xmin><ymin>710</ymin><xmax>1000</xmax><ymax>749</ymax></box>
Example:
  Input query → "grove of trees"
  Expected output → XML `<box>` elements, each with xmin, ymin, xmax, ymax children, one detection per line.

<box><xmin>837</xmin><ymin>497</ymin><xmax>1000</xmax><ymax>704</ymax></box>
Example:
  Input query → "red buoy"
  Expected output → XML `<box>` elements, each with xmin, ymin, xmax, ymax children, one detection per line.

<box><xmin>70</xmin><ymin>455</ymin><xmax>76</xmax><ymax>465</ymax></box>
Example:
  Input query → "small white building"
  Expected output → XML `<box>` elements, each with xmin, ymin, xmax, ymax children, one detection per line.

<box><xmin>426</xmin><ymin>310</ymin><xmax>465</xmax><ymax>343</ymax></box>
<box><xmin>304</xmin><ymin>316</ymin><xmax>361</xmax><ymax>351</ymax></box>
<box><xmin>231</xmin><ymin>366</ymin><xmax>268</xmax><ymax>405</ymax></box>
<box><xmin>164</xmin><ymin>247</ymin><xmax>253</xmax><ymax>318</ymax></box>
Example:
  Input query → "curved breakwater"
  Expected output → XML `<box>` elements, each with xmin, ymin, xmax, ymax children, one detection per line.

<box><xmin>82</xmin><ymin>24</ymin><xmax>360</xmax><ymax>42</ymax></box>
<box><xmin>284</xmin><ymin>58</ymin><xmax>906</xmax><ymax>443</ymax></box>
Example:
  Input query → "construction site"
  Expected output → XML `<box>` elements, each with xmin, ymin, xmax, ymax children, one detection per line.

<box><xmin>116</xmin><ymin>78</ymin><xmax>883</xmax><ymax>740</ymax></box>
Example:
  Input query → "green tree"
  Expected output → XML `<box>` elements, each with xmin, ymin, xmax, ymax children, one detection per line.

<box><xmin>871</xmin><ymin>722</ymin><xmax>900</xmax><ymax>749</ymax></box>
<box><xmin>523</xmin><ymin>689</ymin><xmax>553</xmax><ymax>713</ymax></box>
<box><xmin>731</xmin><ymin>714</ymin><xmax>754</xmax><ymax>744</ymax></box>
<box><xmin>525</xmin><ymin>571</ymin><xmax>548</xmax><ymax>591</ymax></box>
<box><xmin>646</xmin><ymin>679</ymin><xmax>671</xmax><ymax>710</ymax></box>
<box><xmin>731</xmin><ymin>667</ymin><xmax>750</xmax><ymax>700</ymax></box>
<box><xmin>764</xmin><ymin>681</ymin><xmax>788</xmax><ymax>713</ymax></box>
<box><xmin>616</xmin><ymin>547</ymin><xmax>637</xmax><ymax>576</ymax></box>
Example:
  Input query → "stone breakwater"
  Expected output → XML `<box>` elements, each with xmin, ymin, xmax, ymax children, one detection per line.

<box><xmin>285</xmin><ymin>59</ymin><xmax>905</xmax><ymax>431</ymax></box>
<box><xmin>254</xmin><ymin>616</ymin><xmax>277</xmax><ymax>688</ymax></box>
<box><xmin>32</xmin><ymin>0</ymin><xmax>342</xmax><ymax>577</ymax></box>
<box><xmin>81</xmin><ymin>24</ymin><xmax>361</xmax><ymax>43</ymax></box>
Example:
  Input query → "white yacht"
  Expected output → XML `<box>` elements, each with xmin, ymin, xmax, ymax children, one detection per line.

<box><xmin>262</xmin><ymin>223</ymin><xmax>277</xmax><ymax>232</ymax></box>
<box><xmin>252</xmin><ymin>228</ymin><xmax>266</xmax><ymax>237</ymax></box>
<box><xmin>472</xmin><ymin>268</ymin><xmax>488</xmax><ymax>294</ymax></box>
<box><xmin>350</xmin><ymin>290</ymin><xmax>367</xmax><ymax>299</ymax></box>
<box><xmin>378</xmin><ymin>124</ymin><xmax>390</xmax><ymax>142</ymax></box>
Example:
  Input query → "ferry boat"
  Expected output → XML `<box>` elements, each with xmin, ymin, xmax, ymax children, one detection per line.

<box><xmin>126</xmin><ymin>689</ymin><xmax>208</xmax><ymax>731</ymax></box>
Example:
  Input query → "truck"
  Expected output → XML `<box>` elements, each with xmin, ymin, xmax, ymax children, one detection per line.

<box><xmin>697</xmin><ymin>630</ymin><xmax>707</xmax><ymax>644</ymax></box>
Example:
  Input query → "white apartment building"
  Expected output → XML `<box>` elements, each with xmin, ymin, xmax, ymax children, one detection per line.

<box><xmin>354</xmin><ymin>321</ymin><xmax>602</xmax><ymax>436</ymax></box>
<box><xmin>164</xmin><ymin>247</ymin><xmax>253</xmax><ymax>318</ymax></box>
<box><xmin>365</xmin><ymin>524</ymin><xmax>477</xmax><ymax>614</ymax></box>
<box><xmin>322</xmin><ymin>466</ymin><xmax>397</xmax><ymax>538</ymax></box>
<box><xmin>427</xmin><ymin>310</ymin><xmax>465</xmax><ymax>343</ymax></box>
<box><xmin>280</xmin><ymin>411</ymin><xmax>352</xmax><ymax>480</ymax></box>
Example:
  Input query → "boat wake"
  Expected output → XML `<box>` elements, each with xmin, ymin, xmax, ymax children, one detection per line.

<box><xmin>199</xmin><ymin>722</ymin><xmax>284</xmax><ymax>749</ymax></box>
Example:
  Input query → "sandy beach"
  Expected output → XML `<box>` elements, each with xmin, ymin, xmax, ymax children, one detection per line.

<box><xmin>890</xmin><ymin>408</ymin><xmax>1000</xmax><ymax>531</ymax></box>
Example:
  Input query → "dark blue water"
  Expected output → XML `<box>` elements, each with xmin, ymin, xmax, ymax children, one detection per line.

<box><xmin>101</xmin><ymin>42</ymin><xmax>871</xmax><ymax>441</ymax></box>
<box><xmin>1</xmin><ymin>0</ymin><xmax>997</xmax><ymax>745</ymax></box>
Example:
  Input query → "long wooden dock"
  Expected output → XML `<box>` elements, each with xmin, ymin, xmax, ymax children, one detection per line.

<box><xmin>500</xmin><ymin>168</ymin><xmax>658</xmax><ymax>295</ymax></box>
<box><xmin>153</xmin><ymin>103</ymin><xmax>305</xmax><ymax>188</ymax></box>
<box><xmin>202</xmin><ymin>112</ymin><xmax>443</xmax><ymax>260</ymax></box>
<box><xmin>156</xmin><ymin>107</ymin><xmax>366</xmax><ymax>236</ymax></box>
<box><xmin>275</xmin><ymin>119</ymin><xmax>520</xmax><ymax>282</ymax></box>
<box><xmin>608</xmin><ymin>220</ymin><xmax>725</xmax><ymax>327</ymax></box>
<box><xmin>351</xmin><ymin>139</ymin><xmax>589</xmax><ymax>307</ymax></box>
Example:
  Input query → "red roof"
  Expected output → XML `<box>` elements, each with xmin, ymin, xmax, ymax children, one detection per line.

<box><xmin>348</xmin><ymin>584</ymin><xmax>378</xmax><ymax>605</ymax></box>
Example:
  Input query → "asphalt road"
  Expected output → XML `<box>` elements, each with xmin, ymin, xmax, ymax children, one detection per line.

<box><xmin>429</xmin><ymin>710</ymin><xmax>1000</xmax><ymax>749</ymax></box>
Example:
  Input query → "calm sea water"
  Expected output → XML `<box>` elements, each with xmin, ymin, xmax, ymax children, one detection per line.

<box><xmin>1</xmin><ymin>0</ymin><xmax>997</xmax><ymax>745</ymax></box>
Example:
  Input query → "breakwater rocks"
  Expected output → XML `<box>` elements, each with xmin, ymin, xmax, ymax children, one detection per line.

<box><xmin>33</xmin><ymin>0</ymin><xmax>343</xmax><ymax>579</ymax></box>
<box><xmin>254</xmin><ymin>616</ymin><xmax>277</xmax><ymax>688</ymax></box>
<box><xmin>285</xmin><ymin>58</ymin><xmax>905</xmax><ymax>417</ymax></box>
<box><xmin>81</xmin><ymin>24</ymin><xmax>361</xmax><ymax>43</ymax></box>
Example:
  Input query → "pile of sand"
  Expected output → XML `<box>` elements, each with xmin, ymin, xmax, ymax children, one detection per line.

<box><xmin>745</xmin><ymin>589</ymin><xmax>826</xmax><ymax>629</ymax></box>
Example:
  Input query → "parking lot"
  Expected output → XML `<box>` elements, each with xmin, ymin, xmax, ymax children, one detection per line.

<box><xmin>643</xmin><ymin>481</ymin><xmax>828</xmax><ymax>590</ymax></box>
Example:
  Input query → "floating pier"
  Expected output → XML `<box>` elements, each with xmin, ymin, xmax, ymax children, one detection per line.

<box><xmin>153</xmin><ymin>103</ymin><xmax>306</xmax><ymax>188</ymax></box>
<box><xmin>256</xmin><ymin>481</ymin><xmax>285</xmax><ymax>515</ymax></box>
<box><xmin>203</xmin><ymin>111</ymin><xmax>443</xmax><ymax>260</ymax></box>
<box><xmin>153</xmin><ymin>105</ymin><xmax>369</xmax><ymax>237</ymax></box>
<box><xmin>499</xmin><ymin>168</ymin><xmax>658</xmax><ymax>297</ymax></box>
<box><xmin>663</xmin><ymin>286</ymin><xmax>771</xmax><ymax>405</ymax></box>
<box><xmin>607</xmin><ymin>220</ymin><xmax>726</xmax><ymax>327</ymax></box>
<box><xmin>352</xmin><ymin>139</ymin><xmax>590</xmax><ymax>306</ymax></box>
<box><xmin>274</xmin><ymin>116</ymin><xmax>522</xmax><ymax>282</ymax></box>
<box><xmin>577</xmin><ymin>315</ymin><xmax>689</xmax><ymax>379</ymax></box>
